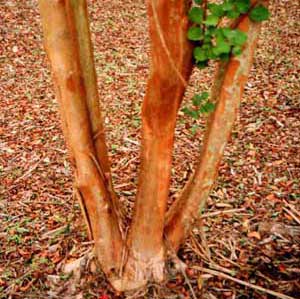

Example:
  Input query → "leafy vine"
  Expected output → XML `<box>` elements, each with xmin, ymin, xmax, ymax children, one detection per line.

<box><xmin>183</xmin><ymin>0</ymin><xmax>270</xmax><ymax>120</ymax></box>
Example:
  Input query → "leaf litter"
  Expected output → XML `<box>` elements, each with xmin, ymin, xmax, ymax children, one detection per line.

<box><xmin>0</xmin><ymin>0</ymin><xmax>299</xmax><ymax>298</ymax></box>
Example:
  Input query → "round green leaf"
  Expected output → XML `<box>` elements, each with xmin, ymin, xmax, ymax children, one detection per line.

<box><xmin>187</xmin><ymin>27</ymin><xmax>203</xmax><ymax>41</ymax></box>
<box><xmin>213</xmin><ymin>41</ymin><xmax>231</xmax><ymax>56</ymax></box>
<box><xmin>208</xmin><ymin>3</ymin><xmax>225</xmax><ymax>17</ymax></box>
<box><xmin>221</xmin><ymin>2</ymin><xmax>234</xmax><ymax>11</ymax></box>
<box><xmin>235</xmin><ymin>0</ymin><xmax>251</xmax><ymax>13</ymax></box>
<box><xmin>200</xmin><ymin>91</ymin><xmax>209</xmax><ymax>100</ymax></box>
<box><xmin>226</xmin><ymin>9</ymin><xmax>240</xmax><ymax>19</ymax></box>
<box><xmin>223</xmin><ymin>29</ymin><xmax>247</xmax><ymax>46</ymax></box>
<box><xmin>188</xmin><ymin>7</ymin><xmax>204</xmax><ymax>24</ymax></box>
<box><xmin>199</xmin><ymin>101</ymin><xmax>215</xmax><ymax>114</ymax></box>
<box><xmin>194</xmin><ymin>47</ymin><xmax>207</xmax><ymax>62</ymax></box>
<box><xmin>203</xmin><ymin>14</ymin><xmax>219</xmax><ymax>26</ymax></box>
<box><xmin>192</xmin><ymin>94</ymin><xmax>204</xmax><ymax>106</ymax></box>
<box><xmin>250</xmin><ymin>5</ymin><xmax>270</xmax><ymax>22</ymax></box>
<box><xmin>232</xmin><ymin>45</ymin><xmax>242</xmax><ymax>56</ymax></box>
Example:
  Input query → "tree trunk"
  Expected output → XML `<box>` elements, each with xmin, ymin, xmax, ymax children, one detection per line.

<box><xmin>38</xmin><ymin>0</ymin><xmax>123</xmax><ymax>280</ymax></box>
<box><xmin>38</xmin><ymin>0</ymin><xmax>268</xmax><ymax>293</ymax></box>
<box><xmin>164</xmin><ymin>11</ymin><xmax>264</xmax><ymax>251</ymax></box>
<box><xmin>121</xmin><ymin>0</ymin><xmax>193</xmax><ymax>290</ymax></box>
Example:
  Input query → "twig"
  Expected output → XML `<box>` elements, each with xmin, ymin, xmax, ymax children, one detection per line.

<box><xmin>10</xmin><ymin>158</ymin><xmax>42</xmax><ymax>186</ymax></box>
<box><xmin>192</xmin><ymin>266</ymin><xmax>296</xmax><ymax>299</ymax></box>
<box><xmin>199</xmin><ymin>220</ymin><xmax>212</xmax><ymax>259</ymax></box>
<box><xmin>283</xmin><ymin>207</ymin><xmax>300</xmax><ymax>225</ymax></box>
<box><xmin>284</xmin><ymin>200</ymin><xmax>300</xmax><ymax>218</ymax></box>
<box><xmin>41</xmin><ymin>225</ymin><xmax>69</xmax><ymax>239</ymax></box>
<box><xmin>252</xmin><ymin>166</ymin><xmax>262</xmax><ymax>185</ymax></box>
<box><xmin>164</xmin><ymin>235</ymin><xmax>197</xmax><ymax>299</ymax></box>
<box><xmin>201</xmin><ymin>208</ymin><xmax>246</xmax><ymax>219</ymax></box>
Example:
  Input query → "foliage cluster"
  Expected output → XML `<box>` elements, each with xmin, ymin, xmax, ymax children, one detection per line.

<box><xmin>183</xmin><ymin>0</ymin><xmax>270</xmax><ymax>118</ymax></box>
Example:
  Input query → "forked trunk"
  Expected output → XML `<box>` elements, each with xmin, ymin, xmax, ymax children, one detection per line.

<box><xmin>39</xmin><ymin>0</ymin><xmax>267</xmax><ymax>293</ymax></box>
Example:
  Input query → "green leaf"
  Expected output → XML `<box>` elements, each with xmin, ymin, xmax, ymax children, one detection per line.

<box><xmin>208</xmin><ymin>3</ymin><xmax>225</xmax><ymax>17</ymax></box>
<box><xmin>206</xmin><ymin>48</ymin><xmax>218</xmax><ymax>60</ymax></box>
<box><xmin>194</xmin><ymin>0</ymin><xmax>203</xmax><ymax>4</ymax></box>
<box><xmin>213</xmin><ymin>36</ymin><xmax>231</xmax><ymax>56</ymax></box>
<box><xmin>250</xmin><ymin>5</ymin><xmax>270</xmax><ymax>22</ymax></box>
<box><xmin>181</xmin><ymin>107</ymin><xmax>190</xmax><ymax>115</ymax></box>
<box><xmin>196</xmin><ymin>61</ymin><xmax>209</xmax><ymax>69</ymax></box>
<box><xmin>213</xmin><ymin>43</ymin><xmax>231</xmax><ymax>56</ymax></box>
<box><xmin>220</xmin><ymin>53</ymin><xmax>230</xmax><ymax>61</ymax></box>
<box><xmin>188</xmin><ymin>7</ymin><xmax>204</xmax><ymax>24</ymax></box>
<box><xmin>206</xmin><ymin>27</ymin><xmax>217</xmax><ymax>36</ymax></box>
<box><xmin>182</xmin><ymin>107</ymin><xmax>199</xmax><ymax>119</ymax></box>
<box><xmin>193</xmin><ymin>47</ymin><xmax>207</xmax><ymax>62</ymax></box>
<box><xmin>203</xmin><ymin>35</ymin><xmax>212</xmax><ymax>44</ymax></box>
<box><xmin>192</xmin><ymin>92</ymin><xmax>209</xmax><ymax>106</ymax></box>
<box><xmin>187</xmin><ymin>27</ymin><xmax>203</xmax><ymax>41</ymax></box>
<box><xmin>226</xmin><ymin>9</ymin><xmax>240</xmax><ymax>19</ymax></box>
<box><xmin>235</xmin><ymin>0</ymin><xmax>251</xmax><ymax>13</ymax></box>
<box><xmin>200</xmin><ymin>91</ymin><xmax>209</xmax><ymax>100</ymax></box>
<box><xmin>190</xmin><ymin>125</ymin><xmax>199</xmax><ymax>135</ymax></box>
<box><xmin>199</xmin><ymin>101</ymin><xmax>215</xmax><ymax>114</ymax></box>
<box><xmin>232</xmin><ymin>45</ymin><xmax>242</xmax><ymax>55</ymax></box>
<box><xmin>192</xmin><ymin>95</ymin><xmax>203</xmax><ymax>106</ymax></box>
<box><xmin>203</xmin><ymin>14</ymin><xmax>219</xmax><ymax>26</ymax></box>
<box><xmin>221</xmin><ymin>2</ymin><xmax>234</xmax><ymax>11</ymax></box>
<box><xmin>223</xmin><ymin>28</ymin><xmax>247</xmax><ymax>46</ymax></box>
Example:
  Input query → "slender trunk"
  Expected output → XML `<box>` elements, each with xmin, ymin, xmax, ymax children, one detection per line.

<box><xmin>39</xmin><ymin>0</ymin><xmax>123</xmax><ymax>279</ymax></box>
<box><xmin>69</xmin><ymin>0</ymin><xmax>123</xmax><ymax>233</ymax></box>
<box><xmin>120</xmin><ymin>0</ymin><xmax>193</xmax><ymax>290</ymax></box>
<box><xmin>164</xmin><ymin>11</ymin><xmax>264</xmax><ymax>251</ymax></box>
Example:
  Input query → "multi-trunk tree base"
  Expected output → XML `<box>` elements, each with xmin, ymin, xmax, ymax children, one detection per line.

<box><xmin>39</xmin><ymin>0</ymin><xmax>265</xmax><ymax>292</ymax></box>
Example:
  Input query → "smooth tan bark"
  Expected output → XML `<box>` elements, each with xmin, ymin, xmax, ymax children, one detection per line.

<box><xmin>122</xmin><ymin>0</ymin><xmax>193</xmax><ymax>290</ymax></box>
<box><xmin>39</xmin><ymin>0</ymin><xmax>122</xmax><ymax>278</ymax></box>
<box><xmin>69</xmin><ymin>0</ymin><xmax>123</xmax><ymax>234</ymax></box>
<box><xmin>39</xmin><ymin>0</ymin><xmax>268</xmax><ymax>292</ymax></box>
<box><xmin>164</xmin><ymin>12</ymin><xmax>264</xmax><ymax>251</ymax></box>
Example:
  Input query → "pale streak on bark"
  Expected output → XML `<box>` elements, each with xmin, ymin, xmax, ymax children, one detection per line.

<box><xmin>117</xmin><ymin>0</ymin><xmax>193</xmax><ymax>291</ymax></box>
<box><xmin>164</xmin><ymin>10</ymin><xmax>264</xmax><ymax>251</ymax></box>
<box><xmin>38</xmin><ymin>0</ymin><xmax>122</xmax><ymax>278</ymax></box>
<box><xmin>68</xmin><ymin>0</ymin><xmax>123</xmax><ymax>228</ymax></box>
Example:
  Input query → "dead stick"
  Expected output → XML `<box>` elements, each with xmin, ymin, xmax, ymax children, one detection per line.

<box><xmin>193</xmin><ymin>266</ymin><xmax>296</xmax><ymax>299</ymax></box>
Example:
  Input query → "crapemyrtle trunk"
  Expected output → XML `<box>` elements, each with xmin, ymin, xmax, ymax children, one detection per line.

<box><xmin>164</xmin><ymin>9</ymin><xmax>265</xmax><ymax>251</ymax></box>
<box><xmin>121</xmin><ymin>0</ymin><xmax>193</xmax><ymax>290</ymax></box>
<box><xmin>39</xmin><ymin>0</ymin><xmax>267</xmax><ymax>293</ymax></box>
<box><xmin>38</xmin><ymin>0</ymin><xmax>123</xmax><ymax>281</ymax></box>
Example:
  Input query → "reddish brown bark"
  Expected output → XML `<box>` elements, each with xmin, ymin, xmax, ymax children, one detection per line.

<box><xmin>164</xmin><ymin>11</ymin><xmax>264</xmax><ymax>251</ymax></box>
<box><xmin>39</xmin><ymin>0</ymin><xmax>268</xmax><ymax>293</ymax></box>
<box><xmin>120</xmin><ymin>0</ymin><xmax>193</xmax><ymax>290</ymax></box>
<box><xmin>38</xmin><ymin>0</ymin><xmax>123</xmax><ymax>279</ymax></box>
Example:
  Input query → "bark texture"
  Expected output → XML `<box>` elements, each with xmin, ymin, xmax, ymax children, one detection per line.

<box><xmin>164</xmin><ymin>11</ymin><xmax>264</xmax><ymax>251</ymax></box>
<box><xmin>39</xmin><ymin>0</ymin><xmax>123</xmax><ymax>279</ymax></box>
<box><xmin>121</xmin><ymin>0</ymin><xmax>193</xmax><ymax>290</ymax></box>
<box><xmin>39</xmin><ymin>0</ymin><xmax>267</xmax><ymax>292</ymax></box>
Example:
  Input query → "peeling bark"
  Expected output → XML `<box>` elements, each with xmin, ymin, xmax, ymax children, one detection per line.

<box><xmin>38</xmin><ymin>0</ymin><xmax>122</xmax><ymax>279</ymax></box>
<box><xmin>39</xmin><ymin>0</ymin><xmax>269</xmax><ymax>292</ymax></box>
<box><xmin>123</xmin><ymin>0</ymin><xmax>193</xmax><ymax>289</ymax></box>
<box><xmin>164</xmin><ymin>12</ymin><xmax>264</xmax><ymax>251</ymax></box>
